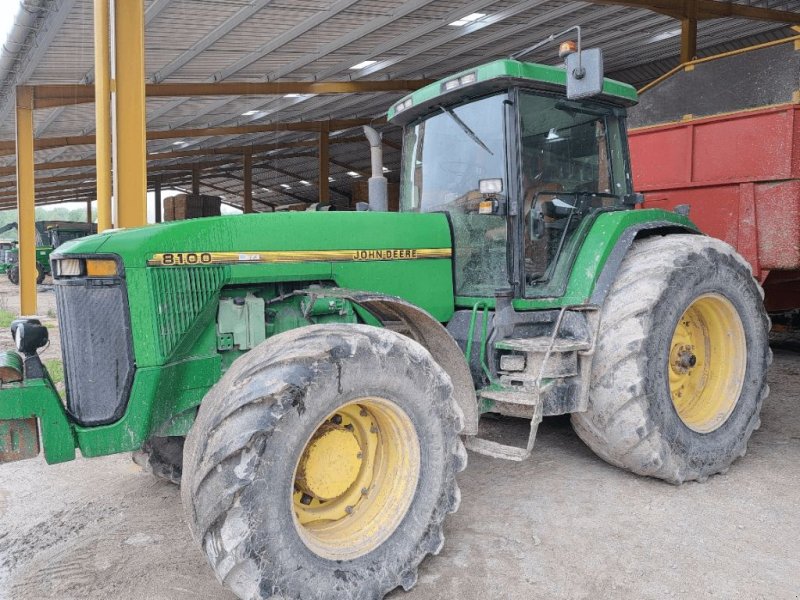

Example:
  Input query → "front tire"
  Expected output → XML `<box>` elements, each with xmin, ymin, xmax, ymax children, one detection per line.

<box><xmin>571</xmin><ymin>234</ymin><xmax>770</xmax><ymax>484</ymax></box>
<box><xmin>182</xmin><ymin>324</ymin><xmax>465</xmax><ymax>600</ymax></box>
<box><xmin>7</xmin><ymin>263</ymin><xmax>46</xmax><ymax>285</ymax></box>
<box><xmin>132</xmin><ymin>436</ymin><xmax>184</xmax><ymax>485</ymax></box>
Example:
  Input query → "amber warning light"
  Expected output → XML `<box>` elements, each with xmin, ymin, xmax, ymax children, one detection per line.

<box><xmin>559</xmin><ymin>40</ymin><xmax>578</xmax><ymax>58</ymax></box>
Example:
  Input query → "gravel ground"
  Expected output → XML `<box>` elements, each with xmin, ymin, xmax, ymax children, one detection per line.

<box><xmin>0</xmin><ymin>279</ymin><xmax>798</xmax><ymax>600</ymax></box>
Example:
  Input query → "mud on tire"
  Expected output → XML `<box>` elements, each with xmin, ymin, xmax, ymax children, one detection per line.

<box><xmin>571</xmin><ymin>234</ymin><xmax>771</xmax><ymax>484</ymax></box>
<box><xmin>181</xmin><ymin>324</ymin><xmax>466</xmax><ymax>600</ymax></box>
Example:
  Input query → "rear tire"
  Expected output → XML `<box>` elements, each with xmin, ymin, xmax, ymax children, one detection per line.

<box><xmin>571</xmin><ymin>234</ymin><xmax>770</xmax><ymax>484</ymax></box>
<box><xmin>182</xmin><ymin>324</ymin><xmax>465</xmax><ymax>600</ymax></box>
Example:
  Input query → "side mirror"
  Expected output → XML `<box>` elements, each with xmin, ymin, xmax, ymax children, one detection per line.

<box><xmin>566</xmin><ymin>47</ymin><xmax>604</xmax><ymax>100</ymax></box>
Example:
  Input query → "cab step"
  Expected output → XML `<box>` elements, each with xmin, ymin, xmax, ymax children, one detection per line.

<box><xmin>464</xmin><ymin>389</ymin><xmax>543</xmax><ymax>461</ymax></box>
<box><xmin>495</xmin><ymin>337</ymin><xmax>591</xmax><ymax>353</ymax></box>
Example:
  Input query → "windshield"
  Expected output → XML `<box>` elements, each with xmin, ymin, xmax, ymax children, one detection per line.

<box><xmin>400</xmin><ymin>93</ymin><xmax>509</xmax><ymax>297</ymax></box>
<box><xmin>51</xmin><ymin>229</ymin><xmax>87</xmax><ymax>248</ymax></box>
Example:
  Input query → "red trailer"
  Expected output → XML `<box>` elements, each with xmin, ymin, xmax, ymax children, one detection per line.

<box><xmin>628</xmin><ymin>36</ymin><xmax>800</xmax><ymax>313</ymax></box>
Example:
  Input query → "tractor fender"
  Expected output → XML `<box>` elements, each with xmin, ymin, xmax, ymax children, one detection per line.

<box><xmin>306</xmin><ymin>289</ymin><xmax>478</xmax><ymax>436</ymax></box>
<box><xmin>589</xmin><ymin>221</ymin><xmax>700</xmax><ymax>305</ymax></box>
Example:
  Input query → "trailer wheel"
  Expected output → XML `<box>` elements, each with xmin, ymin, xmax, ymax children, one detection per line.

<box><xmin>182</xmin><ymin>324</ymin><xmax>465</xmax><ymax>600</ymax></box>
<box><xmin>572</xmin><ymin>234</ymin><xmax>770</xmax><ymax>484</ymax></box>
<box><xmin>132</xmin><ymin>436</ymin><xmax>184</xmax><ymax>485</ymax></box>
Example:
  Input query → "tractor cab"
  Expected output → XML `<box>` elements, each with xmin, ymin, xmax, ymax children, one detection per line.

<box><xmin>389</xmin><ymin>56</ymin><xmax>637</xmax><ymax>302</ymax></box>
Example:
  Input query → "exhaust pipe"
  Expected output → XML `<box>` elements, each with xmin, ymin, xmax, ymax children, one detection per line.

<box><xmin>363</xmin><ymin>126</ymin><xmax>388</xmax><ymax>212</ymax></box>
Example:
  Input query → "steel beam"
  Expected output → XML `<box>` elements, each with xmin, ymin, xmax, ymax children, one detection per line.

<box><xmin>95</xmin><ymin>0</ymin><xmax>113</xmax><ymax>232</ymax></box>
<box><xmin>152</xmin><ymin>0</ymin><xmax>274</xmax><ymax>83</ymax></box>
<box><xmin>29</xmin><ymin>80</ymin><xmax>432</xmax><ymax>109</ymax></box>
<box><xmin>585</xmin><ymin>0</ymin><xmax>800</xmax><ymax>22</ymax></box>
<box><xmin>114</xmin><ymin>0</ymin><xmax>147</xmax><ymax>228</ymax></box>
<box><xmin>0</xmin><ymin>118</ymin><xmax>382</xmax><ymax>155</ymax></box>
<box><xmin>15</xmin><ymin>86</ymin><xmax>36</xmax><ymax>315</ymax></box>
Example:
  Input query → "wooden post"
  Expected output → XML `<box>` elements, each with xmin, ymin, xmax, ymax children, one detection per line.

<box><xmin>191</xmin><ymin>164</ymin><xmax>201</xmax><ymax>197</ymax></box>
<box><xmin>680</xmin><ymin>17</ymin><xmax>697</xmax><ymax>63</ymax></box>
<box><xmin>243</xmin><ymin>151</ymin><xmax>253</xmax><ymax>214</ymax></box>
<box><xmin>318</xmin><ymin>122</ymin><xmax>330</xmax><ymax>205</ymax></box>
<box><xmin>154</xmin><ymin>177</ymin><xmax>162</xmax><ymax>223</ymax></box>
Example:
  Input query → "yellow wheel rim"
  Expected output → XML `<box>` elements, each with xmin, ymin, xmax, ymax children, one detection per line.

<box><xmin>292</xmin><ymin>397</ymin><xmax>420</xmax><ymax>560</ymax></box>
<box><xmin>669</xmin><ymin>293</ymin><xmax>746</xmax><ymax>433</ymax></box>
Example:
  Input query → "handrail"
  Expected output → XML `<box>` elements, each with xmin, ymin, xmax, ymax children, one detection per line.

<box><xmin>465</xmin><ymin>300</ymin><xmax>497</xmax><ymax>385</ymax></box>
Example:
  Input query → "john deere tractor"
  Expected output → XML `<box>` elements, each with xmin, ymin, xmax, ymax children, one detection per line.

<box><xmin>0</xmin><ymin>36</ymin><xmax>769</xmax><ymax>600</ymax></box>
<box><xmin>0</xmin><ymin>220</ymin><xmax>97</xmax><ymax>284</ymax></box>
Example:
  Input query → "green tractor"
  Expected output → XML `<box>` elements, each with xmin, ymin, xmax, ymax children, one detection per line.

<box><xmin>0</xmin><ymin>220</ymin><xmax>97</xmax><ymax>284</ymax></box>
<box><xmin>0</xmin><ymin>37</ymin><xmax>769</xmax><ymax>600</ymax></box>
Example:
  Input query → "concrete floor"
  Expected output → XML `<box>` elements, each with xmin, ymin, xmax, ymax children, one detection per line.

<box><xmin>0</xmin><ymin>282</ymin><xmax>798</xmax><ymax>600</ymax></box>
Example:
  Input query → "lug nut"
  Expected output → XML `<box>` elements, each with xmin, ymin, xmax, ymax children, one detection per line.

<box><xmin>359</xmin><ymin>408</ymin><xmax>368</xmax><ymax>417</ymax></box>
<box><xmin>331</xmin><ymin>414</ymin><xmax>343</xmax><ymax>425</ymax></box>
<box><xmin>345</xmin><ymin>505</ymin><xmax>354</xmax><ymax>514</ymax></box>
<box><xmin>361</xmin><ymin>487</ymin><xmax>369</xmax><ymax>496</ymax></box>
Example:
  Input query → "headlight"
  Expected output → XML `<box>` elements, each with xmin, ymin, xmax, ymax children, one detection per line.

<box><xmin>56</xmin><ymin>258</ymin><xmax>83</xmax><ymax>276</ymax></box>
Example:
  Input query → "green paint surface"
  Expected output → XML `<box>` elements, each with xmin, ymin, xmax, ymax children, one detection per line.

<box><xmin>388</xmin><ymin>59</ymin><xmax>638</xmax><ymax>121</ymax></box>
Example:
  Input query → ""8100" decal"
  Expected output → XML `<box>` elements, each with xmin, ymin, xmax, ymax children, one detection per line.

<box><xmin>158</xmin><ymin>252</ymin><xmax>213</xmax><ymax>265</ymax></box>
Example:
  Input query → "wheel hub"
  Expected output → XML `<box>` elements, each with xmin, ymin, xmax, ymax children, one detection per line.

<box><xmin>291</xmin><ymin>398</ymin><xmax>421</xmax><ymax>561</ymax></box>
<box><xmin>295</xmin><ymin>423</ymin><xmax>362</xmax><ymax>501</ymax></box>
<box><xmin>668</xmin><ymin>293</ymin><xmax>746</xmax><ymax>433</ymax></box>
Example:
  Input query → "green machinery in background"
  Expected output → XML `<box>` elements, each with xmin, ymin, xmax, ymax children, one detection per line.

<box><xmin>0</xmin><ymin>32</ymin><xmax>769</xmax><ymax>600</ymax></box>
<box><xmin>0</xmin><ymin>220</ymin><xmax>96</xmax><ymax>284</ymax></box>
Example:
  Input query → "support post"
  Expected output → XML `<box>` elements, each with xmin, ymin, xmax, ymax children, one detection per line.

<box><xmin>113</xmin><ymin>0</ymin><xmax>147</xmax><ymax>228</ymax></box>
<box><xmin>86</xmin><ymin>198</ymin><xmax>93</xmax><ymax>223</ymax></box>
<box><xmin>154</xmin><ymin>177</ymin><xmax>162</xmax><ymax>222</ymax></box>
<box><xmin>318</xmin><ymin>122</ymin><xmax>330</xmax><ymax>205</ymax></box>
<box><xmin>243</xmin><ymin>151</ymin><xmax>253</xmax><ymax>214</ymax></box>
<box><xmin>15</xmin><ymin>86</ymin><xmax>36</xmax><ymax>315</ymax></box>
<box><xmin>94</xmin><ymin>0</ymin><xmax>113</xmax><ymax>232</ymax></box>
<box><xmin>680</xmin><ymin>17</ymin><xmax>697</xmax><ymax>63</ymax></box>
<box><xmin>192</xmin><ymin>164</ymin><xmax>201</xmax><ymax>196</ymax></box>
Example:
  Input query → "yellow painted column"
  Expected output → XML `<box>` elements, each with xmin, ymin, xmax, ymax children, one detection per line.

<box><xmin>113</xmin><ymin>0</ymin><xmax>147</xmax><ymax>228</ymax></box>
<box><xmin>94</xmin><ymin>0</ymin><xmax>113</xmax><ymax>231</ymax></box>
<box><xmin>15</xmin><ymin>86</ymin><xmax>36</xmax><ymax>315</ymax></box>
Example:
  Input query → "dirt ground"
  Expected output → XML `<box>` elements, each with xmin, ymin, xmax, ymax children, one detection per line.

<box><xmin>0</xmin><ymin>279</ymin><xmax>798</xmax><ymax>600</ymax></box>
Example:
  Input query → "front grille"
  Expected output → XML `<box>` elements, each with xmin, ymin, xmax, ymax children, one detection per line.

<box><xmin>149</xmin><ymin>266</ymin><xmax>227</xmax><ymax>362</ymax></box>
<box><xmin>55</xmin><ymin>277</ymin><xmax>135</xmax><ymax>425</ymax></box>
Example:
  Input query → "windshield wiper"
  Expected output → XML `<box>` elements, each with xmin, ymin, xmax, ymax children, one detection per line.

<box><xmin>438</xmin><ymin>105</ymin><xmax>494</xmax><ymax>156</ymax></box>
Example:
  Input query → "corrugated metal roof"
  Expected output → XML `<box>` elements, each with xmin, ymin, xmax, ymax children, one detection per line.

<box><xmin>0</xmin><ymin>0</ymin><xmax>796</xmax><ymax>209</ymax></box>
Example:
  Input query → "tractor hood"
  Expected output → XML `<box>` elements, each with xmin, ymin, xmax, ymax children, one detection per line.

<box><xmin>56</xmin><ymin>211</ymin><xmax>456</xmax><ymax>322</ymax></box>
